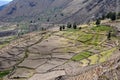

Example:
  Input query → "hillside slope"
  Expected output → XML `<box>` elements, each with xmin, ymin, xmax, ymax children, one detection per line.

<box><xmin>0</xmin><ymin>20</ymin><xmax>119</xmax><ymax>80</ymax></box>
<box><xmin>0</xmin><ymin>0</ymin><xmax>119</xmax><ymax>23</ymax></box>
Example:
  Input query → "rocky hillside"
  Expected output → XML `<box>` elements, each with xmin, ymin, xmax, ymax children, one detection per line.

<box><xmin>0</xmin><ymin>0</ymin><xmax>119</xmax><ymax>23</ymax></box>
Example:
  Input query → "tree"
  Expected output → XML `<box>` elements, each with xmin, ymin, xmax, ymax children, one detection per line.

<box><xmin>106</xmin><ymin>12</ymin><xmax>113</xmax><ymax>18</ymax></box>
<box><xmin>59</xmin><ymin>26</ymin><xmax>62</xmax><ymax>31</ymax></box>
<box><xmin>62</xmin><ymin>25</ymin><xmax>65</xmax><ymax>30</ymax></box>
<box><xmin>107</xmin><ymin>31</ymin><xmax>111</xmax><ymax>40</ymax></box>
<box><xmin>110</xmin><ymin>12</ymin><xmax>116</xmax><ymax>21</ymax></box>
<box><xmin>73</xmin><ymin>23</ymin><xmax>77</xmax><ymax>29</ymax></box>
<box><xmin>67</xmin><ymin>22</ymin><xmax>72</xmax><ymax>28</ymax></box>
<box><xmin>96</xmin><ymin>19</ymin><xmax>101</xmax><ymax>25</ymax></box>
<box><xmin>106</xmin><ymin>12</ymin><xmax>116</xmax><ymax>21</ymax></box>
<box><xmin>101</xmin><ymin>14</ymin><xmax>105</xmax><ymax>20</ymax></box>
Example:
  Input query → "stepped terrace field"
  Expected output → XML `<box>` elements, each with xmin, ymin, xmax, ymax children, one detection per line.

<box><xmin>0</xmin><ymin>24</ymin><xmax>119</xmax><ymax>80</ymax></box>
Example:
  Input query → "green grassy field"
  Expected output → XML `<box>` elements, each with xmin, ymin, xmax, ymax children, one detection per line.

<box><xmin>91</xmin><ymin>25</ymin><xmax>112</xmax><ymax>31</ymax></box>
<box><xmin>71</xmin><ymin>51</ymin><xmax>93</xmax><ymax>61</ymax></box>
<box><xmin>77</xmin><ymin>34</ymin><xmax>93</xmax><ymax>42</ymax></box>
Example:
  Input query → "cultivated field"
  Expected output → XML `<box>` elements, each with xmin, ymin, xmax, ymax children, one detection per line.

<box><xmin>0</xmin><ymin>23</ymin><xmax>119</xmax><ymax>80</ymax></box>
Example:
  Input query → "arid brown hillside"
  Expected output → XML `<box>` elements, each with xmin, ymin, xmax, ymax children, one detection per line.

<box><xmin>0</xmin><ymin>0</ymin><xmax>119</xmax><ymax>23</ymax></box>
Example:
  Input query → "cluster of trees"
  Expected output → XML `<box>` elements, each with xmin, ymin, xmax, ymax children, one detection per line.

<box><xmin>102</xmin><ymin>12</ymin><xmax>120</xmax><ymax>21</ymax></box>
<box><xmin>100</xmin><ymin>12</ymin><xmax>113</xmax><ymax>20</ymax></box>
<box><xmin>59</xmin><ymin>23</ymin><xmax>78</xmax><ymax>31</ymax></box>
<box><xmin>105</xmin><ymin>12</ymin><xmax>117</xmax><ymax>21</ymax></box>
<box><xmin>59</xmin><ymin>25</ymin><xmax>65</xmax><ymax>31</ymax></box>
<box><xmin>67</xmin><ymin>23</ymin><xmax>77</xmax><ymax>29</ymax></box>
<box><xmin>95</xmin><ymin>12</ymin><xmax>120</xmax><ymax>25</ymax></box>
